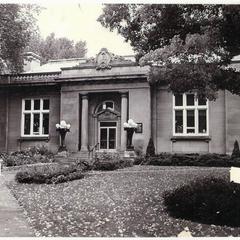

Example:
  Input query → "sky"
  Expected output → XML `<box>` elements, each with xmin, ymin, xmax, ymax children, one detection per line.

<box><xmin>36</xmin><ymin>4</ymin><xmax>135</xmax><ymax>58</ymax></box>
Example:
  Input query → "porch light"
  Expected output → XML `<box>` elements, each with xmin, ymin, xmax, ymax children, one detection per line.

<box><xmin>56</xmin><ymin>120</ymin><xmax>71</xmax><ymax>152</ymax></box>
<box><xmin>124</xmin><ymin>119</ymin><xmax>138</xmax><ymax>150</ymax></box>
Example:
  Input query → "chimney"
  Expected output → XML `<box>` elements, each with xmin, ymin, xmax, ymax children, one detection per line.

<box><xmin>23</xmin><ymin>52</ymin><xmax>41</xmax><ymax>72</ymax></box>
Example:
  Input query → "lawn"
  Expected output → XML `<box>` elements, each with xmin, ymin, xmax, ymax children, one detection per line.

<box><xmin>4</xmin><ymin>166</ymin><xmax>240</xmax><ymax>237</ymax></box>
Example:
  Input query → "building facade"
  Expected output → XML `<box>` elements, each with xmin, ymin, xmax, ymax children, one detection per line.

<box><xmin>0</xmin><ymin>48</ymin><xmax>240</xmax><ymax>156</ymax></box>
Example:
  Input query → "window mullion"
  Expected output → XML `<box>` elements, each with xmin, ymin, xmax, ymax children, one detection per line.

<box><xmin>183</xmin><ymin>94</ymin><xmax>187</xmax><ymax>134</ymax></box>
<box><xmin>195</xmin><ymin>108</ymin><xmax>198</xmax><ymax>134</ymax></box>
<box><xmin>30</xmin><ymin>113</ymin><xmax>33</xmax><ymax>136</ymax></box>
<box><xmin>107</xmin><ymin>128</ymin><xmax>109</xmax><ymax>149</ymax></box>
<box><xmin>40</xmin><ymin>112</ymin><xmax>43</xmax><ymax>135</ymax></box>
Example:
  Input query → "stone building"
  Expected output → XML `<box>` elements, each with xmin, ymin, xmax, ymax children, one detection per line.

<box><xmin>0</xmin><ymin>48</ymin><xmax>240</xmax><ymax>157</ymax></box>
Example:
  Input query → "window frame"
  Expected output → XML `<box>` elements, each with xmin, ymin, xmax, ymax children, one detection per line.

<box><xmin>96</xmin><ymin>100</ymin><xmax>115</xmax><ymax>113</ymax></box>
<box><xmin>98</xmin><ymin>121</ymin><xmax>117</xmax><ymax>151</ymax></box>
<box><xmin>173</xmin><ymin>93</ymin><xmax>209</xmax><ymax>136</ymax></box>
<box><xmin>21</xmin><ymin>98</ymin><xmax>50</xmax><ymax>137</ymax></box>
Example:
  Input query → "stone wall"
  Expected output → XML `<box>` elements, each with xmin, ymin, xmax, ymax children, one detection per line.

<box><xmin>6</xmin><ymin>88</ymin><xmax>60</xmax><ymax>153</ymax></box>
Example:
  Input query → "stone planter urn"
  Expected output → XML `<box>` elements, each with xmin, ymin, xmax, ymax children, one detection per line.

<box><xmin>124</xmin><ymin>119</ymin><xmax>138</xmax><ymax>151</ymax></box>
<box><xmin>56</xmin><ymin>120</ymin><xmax>71</xmax><ymax>152</ymax></box>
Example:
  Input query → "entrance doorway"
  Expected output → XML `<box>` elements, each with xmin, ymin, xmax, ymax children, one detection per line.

<box><xmin>99</xmin><ymin>121</ymin><xmax>117</xmax><ymax>150</ymax></box>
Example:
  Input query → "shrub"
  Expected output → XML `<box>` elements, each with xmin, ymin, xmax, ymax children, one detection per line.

<box><xmin>75</xmin><ymin>159</ymin><xmax>93</xmax><ymax>171</ymax></box>
<box><xmin>163</xmin><ymin>177</ymin><xmax>240</xmax><ymax>227</ymax></box>
<box><xmin>231</xmin><ymin>140</ymin><xmax>240</xmax><ymax>159</ymax></box>
<box><xmin>15</xmin><ymin>164</ymin><xmax>84</xmax><ymax>184</ymax></box>
<box><xmin>143</xmin><ymin>152</ymin><xmax>240</xmax><ymax>167</ymax></box>
<box><xmin>93</xmin><ymin>151</ymin><xmax>133</xmax><ymax>171</ymax></box>
<box><xmin>1</xmin><ymin>146</ymin><xmax>54</xmax><ymax>167</ymax></box>
<box><xmin>146</xmin><ymin>138</ymin><xmax>155</xmax><ymax>158</ymax></box>
<box><xmin>133</xmin><ymin>156</ymin><xmax>145</xmax><ymax>165</ymax></box>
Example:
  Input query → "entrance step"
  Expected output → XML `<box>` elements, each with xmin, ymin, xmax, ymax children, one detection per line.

<box><xmin>69</xmin><ymin>151</ymin><xmax>90</xmax><ymax>161</ymax></box>
<box><xmin>54</xmin><ymin>151</ymin><xmax>92</xmax><ymax>164</ymax></box>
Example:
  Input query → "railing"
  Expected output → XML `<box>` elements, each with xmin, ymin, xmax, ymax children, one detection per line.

<box><xmin>0</xmin><ymin>72</ymin><xmax>60</xmax><ymax>85</ymax></box>
<box><xmin>88</xmin><ymin>143</ymin><xmax>99</xmax><ymax>160</ymax></box>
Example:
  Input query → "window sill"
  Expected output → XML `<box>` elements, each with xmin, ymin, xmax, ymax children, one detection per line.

<box><xmin>171</xmin><ymin>136</ymin><xmax>211</xmax><ymax>142</ymax></box>
<box><xmin>18</xmin><ymin>136</ymin><xmax>50</xmax><ymax>142</ymax></box>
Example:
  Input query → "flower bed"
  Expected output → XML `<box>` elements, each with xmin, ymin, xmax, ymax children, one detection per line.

<box><xmin>0</xmin><ymin>146</ymin><xmax>55</xmax><ymax>167</ymax></box>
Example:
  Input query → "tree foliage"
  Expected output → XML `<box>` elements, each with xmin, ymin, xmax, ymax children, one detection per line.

<box><xmin>0</xmin><ymin>4</ymin><xmax>39</xmax><ymax>73</ymax></box>
<box><xmin>26</xmin><ymin>32</ymin><xmax>87</xmax><ymax>63</ymax></box>
<box><xmin>98</xmin><ymin>4</ymin><xmax>240</xmax><ymax>100</ymax></box>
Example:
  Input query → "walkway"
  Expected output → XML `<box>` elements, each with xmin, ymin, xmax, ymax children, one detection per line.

<box><xmin>0</xmin><ymin>174</ymin><xmax>34</xmax><ymax>237</ymax></box>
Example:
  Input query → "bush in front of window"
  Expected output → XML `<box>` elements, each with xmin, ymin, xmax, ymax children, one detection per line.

<box><xmin>1</xmin><ymin>146</ymin><xmax>55</xmax><ymax>167</ymax></box>
<box><xmin>15</xmin><ymin>164</ymin><xmax>84</xmax><ymax>184</ymax></box>
<box><xmin>93</xmin><ymin>151</ymin><xmax>133</xmax><ymax>171</ymax></box>
<box><xmin>163</xmin><ymin>177</ymin><xmax>240</xmax><ymax>227</ymax></box>
<box><xmin>144</xmin><ymin>153</ymin><xmax>240</xmax><ymax>167</ymax></box>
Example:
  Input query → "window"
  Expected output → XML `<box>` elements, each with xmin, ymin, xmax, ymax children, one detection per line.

<box><xmin>173</xmin><ymin>93</ymin><xmax>208</xmax><ymax>136</ymax></box>
<box><xmin>97</xmin><ymin>101</ymin><xmax>114</xmax><ymax>112</ymax></box>
<box><xmin>22</xmin><ymin>99</ymin><xmax>50</xmax><ymax>137</ymax></box>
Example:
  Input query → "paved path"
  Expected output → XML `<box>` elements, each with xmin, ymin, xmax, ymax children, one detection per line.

<box><xmin>0</xmin><ymin>174</ymin><xmax>34</xmax><ymax>237</ymax></box>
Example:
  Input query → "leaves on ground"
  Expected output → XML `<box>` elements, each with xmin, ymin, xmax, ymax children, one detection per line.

<box><xmin>4</xmin><ymin>166</ymin><xmax>240</xmax><ymax>237</ymax></box>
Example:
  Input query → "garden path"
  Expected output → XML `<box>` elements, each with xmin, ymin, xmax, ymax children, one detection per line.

<box><xmin>0</xmin><ymin>173</ymin><xmax>34</xmax><ymax>237</ymax></box>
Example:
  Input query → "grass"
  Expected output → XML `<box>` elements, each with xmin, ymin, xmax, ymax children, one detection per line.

<box><xmin>4</xmin><ymin>166</ymin><xmax>240</xmax><ymax>237</ymax></box>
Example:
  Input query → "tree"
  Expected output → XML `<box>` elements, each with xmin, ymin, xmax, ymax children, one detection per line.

<box><xmin>98</xmin><ymin>4</ymin><xmax>240</xmax><ymax>100</ymax></box>
<box><xmin>146</xmin><ymin>138</ymin><xmax>155</xmax><ymax>158</ymax></box>
<box><xmin>0</xmin><ymin>4</ymin><xmax>39</xmax><ymax>73</ymax></box>
<box><xmin>231</xmin><ymin>140</ymin><xmax>240</xmax><ymax>159</ymax></box>
<box><xmin>26</xmin><ymin>32</ymin><xmax>87</xmax><ymax>63</ymax></box>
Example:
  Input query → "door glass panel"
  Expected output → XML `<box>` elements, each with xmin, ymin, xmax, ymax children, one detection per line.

<box><xmin>33</xmin><ymin>113</ymin><xmax>40</xmax><ymax>135</ymax></box>
<box><xmin>109</xmin><ymin>128</ymin><xmax>116</xmax><ymax>149</ymax></box>
<box><xmin>100</xmin><ymin>128</ymin><xmax>107</xmax><ymax>149</ymax></box>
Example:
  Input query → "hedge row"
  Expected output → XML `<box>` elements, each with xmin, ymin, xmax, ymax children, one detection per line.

<box><xmin>137</xmin><ymin>153</ymin><xmax>240</xmax><ymax>167</ymax></box>
<box><xmin>15</xmin><ymin>164</ymin><xmax>84</xmax><ymax>184</ymax></box>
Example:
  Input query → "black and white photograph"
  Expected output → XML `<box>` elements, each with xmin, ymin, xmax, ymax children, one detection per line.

<box><xmin>1</xmin><ymin>1</ymin><xmax>240</xmax><ymax>237</ymax></box>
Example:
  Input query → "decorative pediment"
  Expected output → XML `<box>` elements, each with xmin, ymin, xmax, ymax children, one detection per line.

<box><xmin>94</xmin><ymin>108</ymin><xmax>120</xmax><ymax>120</ymax></box>
<box><xmin>84</xmin><ymin>48</ymin><xmax>132</xmax><ymax>71</ymax></box>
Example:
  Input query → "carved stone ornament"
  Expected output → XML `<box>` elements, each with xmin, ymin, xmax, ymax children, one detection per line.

<box><xmin>96</xmin><ymin>48</ymin><xmax>112</xmax><ymax>70</ymax></box>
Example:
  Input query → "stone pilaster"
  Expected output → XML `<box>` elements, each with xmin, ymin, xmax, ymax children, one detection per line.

<box><xmin>120</xmin><ymin>92</ymin><xmax>128</xmax><ymax>151</ymax></box>
<box><xmin>81</xmin><ymin>94</ymin><xmax>89</xmax><ymax>151</ymax></box>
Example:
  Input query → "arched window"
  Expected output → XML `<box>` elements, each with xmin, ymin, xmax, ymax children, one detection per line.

<box><xmin>97</xmin><ymin>101</ymin><xmax>114</xmax><ymax>113</ymax></box>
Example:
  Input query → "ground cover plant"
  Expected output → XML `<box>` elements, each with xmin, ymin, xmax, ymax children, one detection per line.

<box><xmin>5</xmin><ymin>166</ymin><xmax>240</xmax><ymax>237</ymax></box>
<box><xmin>1</xmin><ymin>146</ymin><xmax>54</xmax><ymax>167</ymax></box>
<box><xmin>163</xmin><ymin>177</ymin><xmax>240</xmax><ymax>227</ymax></box>
<box><xmin>15</xmin><ymin>163</ymin><xmax>84</xmax><ymax>184</ymax></box>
